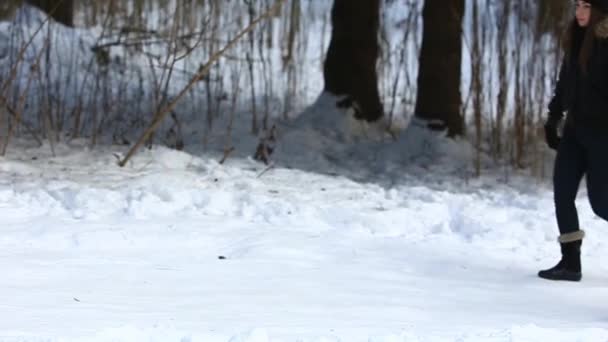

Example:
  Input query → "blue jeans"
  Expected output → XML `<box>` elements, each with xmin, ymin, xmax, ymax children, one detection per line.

<box><xmin>553</xmin><ymin>124</ymin><xmax>608</xmax><ymax>234</ymax></box>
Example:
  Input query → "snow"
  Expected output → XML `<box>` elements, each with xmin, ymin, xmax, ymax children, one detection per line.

<box><xmin>2</xmin><ymin>3</ymin><xmax>608</xmax><ymax>342</ymax></box>
<box><xmin>1</xmin><ymin>127</ymin><xmax>608</xmax><ymax>342</ymax></box>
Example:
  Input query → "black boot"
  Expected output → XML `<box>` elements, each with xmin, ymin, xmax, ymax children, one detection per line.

<box><xmin>538</xmin><ymin>240</ymin><xmax>582</xmax><ymax>282</ymax></box>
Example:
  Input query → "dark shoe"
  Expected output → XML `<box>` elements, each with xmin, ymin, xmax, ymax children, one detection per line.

<box><xmin>538</xmin><ymin>260</ymin><xmax>582</xmax><ymax>281</ymax></box>
<box><xmin>538</xmin><ymin>240</ymin><xmax>582</xmax><ymax>282</ymax></box>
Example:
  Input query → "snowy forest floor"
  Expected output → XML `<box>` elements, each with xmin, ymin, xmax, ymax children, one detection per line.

<box><xmin>1</xmin><ymin>4</ymin><xmax>608</xmax><ymax>341</ymax></box>
<box><xmin>1</xmin><ymin>134</ymin><xmax>608</xmax><ymax>342</ymax></box>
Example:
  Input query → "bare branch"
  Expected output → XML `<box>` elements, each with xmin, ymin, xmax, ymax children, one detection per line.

<box><xmin>119</xmin><ymin>0</ymin><xmax>287</xmax><ymax>167</ymax></box>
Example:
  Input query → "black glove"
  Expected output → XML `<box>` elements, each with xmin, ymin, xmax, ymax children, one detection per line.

<box><xmin>544</xmin><ymin>116</ymin><xmax>561</xmax><ymax>150</ymax></box>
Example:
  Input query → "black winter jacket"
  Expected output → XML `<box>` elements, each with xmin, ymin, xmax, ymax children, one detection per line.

<box><xmin>548</xmin><ymin>20</ymin><xmax>608</xmax><ymax>128</ymax></box>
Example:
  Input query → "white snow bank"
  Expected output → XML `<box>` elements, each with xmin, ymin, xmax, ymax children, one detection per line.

<box><xmin>1</xmin><ymin>142</ymin><xmax>607</xmax><ymax>341</ymax></box>
<box><xmin>4</xmin><ymin>325</ymin><xmax>608</xmax><ymax>342</ymax></box>
<box><xmin>273</xmin><ymin>92</ymin><xmax>473</xmax><ymax>183</ymax></box>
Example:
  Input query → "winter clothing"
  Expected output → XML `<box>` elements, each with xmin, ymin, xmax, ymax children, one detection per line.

<box><xmin>538</xmin><ymin>240</ymin><xmax>582</xmax><ymax>281</ymax></box>
<box><xmin>543</xmin><ymin>116</ymin><xmax>561</xmax><ymax>150</ymax></box>
<box><xmin>558</xmin><ymin>230</ymin><xmax>586</xmax><ymax>243</ymax></box>
<box><xmin>548</xmin><ymin>23</ymin><xmax>608</xmax><ymax>129</ymax></box>
<box><xmin>540</xmin><ymin>16</ymin><xmax>608</xmax><ymax>281</ymax></box>
<box><xmin>587</xmin><ymin>0</ymin><xmax>608</xmax><ymax>14</ymax></box>
<box><xmin>553</xmin><ymin>124</ymin><xmax>608</xmax><ymax>235</ymax></box>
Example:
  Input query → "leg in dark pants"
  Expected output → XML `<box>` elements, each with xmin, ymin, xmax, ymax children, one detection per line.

<box><xmin>553</xmin><ymin>126</ymin><xmax>586</xmax><ymax>235</ymax></box>
<box><xmin>539</xmin><ymin>125</ymin><xmax>586</xmax><ymax>281</ymax></box>
<box><xmin>583</xmin><ymin>127</ymin><xmax>608</xmax><ymax>221</ymax></box>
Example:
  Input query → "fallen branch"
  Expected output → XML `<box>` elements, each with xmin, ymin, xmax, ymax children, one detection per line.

<box><xmin>257</xmin><ymin>162</ymin><xmax>275</xmax><ymax>179</ymax></box>
<box><xmin>119</xmin><ymin>0</ymin><xmax>287</xmax><ymax>167</ymax></box>
<box><xmin>219</xmin><ymin>147</ymin><xmax>235</xmax><ymax>165</ymax></box>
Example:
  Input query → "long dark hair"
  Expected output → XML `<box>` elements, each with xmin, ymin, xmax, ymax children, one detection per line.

<box><xmin>564</xmin><ymin>5</ymin><xmax>606</xmax><ymax>73</ymax></box>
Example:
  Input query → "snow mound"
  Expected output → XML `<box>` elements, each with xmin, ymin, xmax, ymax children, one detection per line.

<box><xmin>4</xmin><ymin>325</ymin><xmax>608</xmax><ymax>342</ymax></box>
<box><xmin>273</xmin><ymin>92</ymin><xmax>473</xmax><ymax>182</ymax></box>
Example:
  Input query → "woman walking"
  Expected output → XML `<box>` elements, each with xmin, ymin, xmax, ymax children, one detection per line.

<box><xmin>539</xmin><ymin>0</ymin><xmax>608</xmax><ymax>282</ymax></box>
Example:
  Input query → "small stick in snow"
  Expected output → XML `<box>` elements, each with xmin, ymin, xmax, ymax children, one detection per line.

<box><xmin>219</xmin><ymin>147</ymin><xmax>235</xmax><ymax>165</ymax></box>
<box><xmin>257</xmin><ymin>162</ymin><xmax>275</xmax><ymax>179</ymax></box>
<box><xmin>118</xmin><ymin>0</ymin><xmax>287</xmax><ymax>167</ymax></box>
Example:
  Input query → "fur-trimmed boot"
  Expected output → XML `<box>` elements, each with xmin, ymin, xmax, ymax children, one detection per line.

<box><xmin>538</xmin><ymin>231</ymin><xmax>584</xmax><ymax>282</ymax></box>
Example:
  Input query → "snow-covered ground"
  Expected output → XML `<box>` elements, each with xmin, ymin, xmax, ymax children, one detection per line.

<box><xmin>1</xmin><ymin>128</ymin><xmax>608</xmax><ymax>342</ymax></box>
<box><xmin>2</xmin><ymin>3</ymin><xmax>608</xmax><ymax>342</ymax></box>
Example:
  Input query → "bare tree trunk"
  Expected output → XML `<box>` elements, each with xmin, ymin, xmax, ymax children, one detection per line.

<box><xmin>415</xmin><ymin>0</ymin><xmax>464</xmax><ymax>136</ymax></box>
<box><xmin>25</xmin><ymin>0</ymin><xmax>73</xmax><ymax>27</ymax></box>
<box><xmin>471</xmin><ymin>0</ymin><xmax>482</xmax><ymax>176</ymax></box>
<box><xmin>323</xmin><ymin>0</ymin><xmax>383</xmax><ymax>122</ymax></box>
<box><xmin>536</xmin><ymin>0</ymin><xmax>569</xmax><ymax>39</ymax></box>
<box><xmin>495</xmin><ymin>0</ymin><xmax>511</xmax><ymax>158</ymax></box>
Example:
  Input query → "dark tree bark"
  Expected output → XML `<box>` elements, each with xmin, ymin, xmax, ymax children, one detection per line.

<box><xmin>323</xmin><ymin>0</ymin><xmax>383</xmax><ymax>122</ymax></box>
<box><xmin>0</xmin><ymin>1</ymin><xmax>20</xmax><ymax>21</ymax></box>
<box><xmin>536</xmin><ymin>0</ymin><xmax>570</xmax><ymax>39</ymax></box>
<box><xmin>415</xmin><ymin>0</ymin><xmax>464</xmax><ymax>136</ymax></box>
<box><xmin>26</xmin><ymin>0</ymin><xmax>73</xmax><ymax>27</ymax></box>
